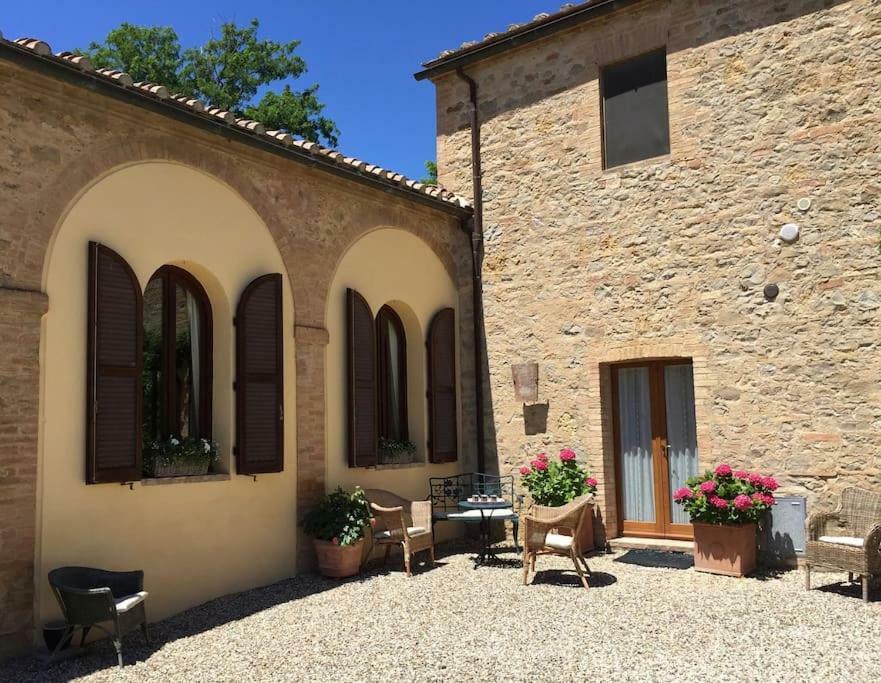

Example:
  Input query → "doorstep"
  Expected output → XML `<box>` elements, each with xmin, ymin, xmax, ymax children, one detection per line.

<box><xmin>609</xmin><ymin>536</ymin><xmax>694</xmax><ymax>554</ymax></box>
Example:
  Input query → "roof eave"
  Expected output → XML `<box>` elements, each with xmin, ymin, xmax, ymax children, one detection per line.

<box><xmin>414</xmin><ymin>0</ymin><xmax>644</xmax><ymax>81</ymax></box>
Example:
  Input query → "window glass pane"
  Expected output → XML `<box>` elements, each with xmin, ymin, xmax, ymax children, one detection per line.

<box><xmin>175</xmin><ymin>284</ymin><xmax>200</xmax><ymax>438</ymax></box>
<box><xmin>143</xmin><ymin>277</ymin><xmax>163</xmax><ymax>446</ymax></box>
<box><xmin>602</xmin><ymin>49</ymin><xmax>670</xmax><ymax>168</ymax></box>
<box><xmin>385</xmin><ymin>317</ymin><xmax>401</xmax><ymax>440</ymax></box>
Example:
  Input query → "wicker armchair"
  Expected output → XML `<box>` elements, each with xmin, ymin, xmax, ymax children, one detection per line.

<box><xmin>48</xmin><ymin>566</ymin><xmax>150</xmax><ymax>667</ymax></box>
<box><xmin>364</xmin><ymin>489</ymin><xmax>435</xmax><ymax>577</ymax></box>
<box><xmin>805</xmin><ymin>487</ymin><xmax>881</xmax><ymax>602</ymax></box>
<box><xmin>521</xmin><ymin>495</ymin><xmax>593</xmax><ymax>589</ymax></box>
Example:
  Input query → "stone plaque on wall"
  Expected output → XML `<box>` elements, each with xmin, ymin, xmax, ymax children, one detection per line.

<box><xmin>512</xmin><ymin>362</ymin><xmax>539</xmax><ymax>403</ymax></box>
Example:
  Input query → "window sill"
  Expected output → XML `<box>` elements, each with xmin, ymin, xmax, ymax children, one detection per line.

<box><xmin>141</xmin><ymin>473</ymin><xmax>230</xmax><ymax>486</ymax></box>
<box><xmin>369</xmin><ymin>461</ymin><xmax>426</xmax><ymax>471</ymax></box>
<box><xmin>602</xmin><ymin>153</ymin><xmax>671</xmax><ymax>175</ymax></box>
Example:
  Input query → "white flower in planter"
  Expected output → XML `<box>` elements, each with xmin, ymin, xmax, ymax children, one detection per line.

<box><xmin>170</xmin><ymin>437</ymin><xmax>180</xmax><ymax>447</ymax></box>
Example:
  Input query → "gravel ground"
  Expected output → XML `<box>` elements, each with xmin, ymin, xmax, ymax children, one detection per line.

<box><xmin>4</xmin><ymin>542</ymin><xmax>880</xmax><ymax>683</ymax></box>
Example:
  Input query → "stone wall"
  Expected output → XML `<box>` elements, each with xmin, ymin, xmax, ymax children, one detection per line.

<box><xmin>0</xmin><ymin>59</ymin><xmax>473</xmax><ymax>655</ymax></box>
<box><xmin>433</xmin><ymin>0</ymin><xmax>881</xmax><ymax>540</ymax></box>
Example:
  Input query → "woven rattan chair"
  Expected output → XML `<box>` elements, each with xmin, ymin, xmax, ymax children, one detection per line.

<box><xmin>805</xmin><ymin>487</ymin><xmax>881</xmax><ymax>602</ymax></box>
<box><xmin>48</xmin><ymin>566</ymin><xmax>150</xmax><ymax>667</ymax></box>
<box><xmin>521</xmin><ymin>495</ymin><xmax>593</xmax><ymax>589</ymax></box>
<box><xmin>365</xmin><ymin>489</ymin><xmax>435</xmax><ymax>577</ymax></box>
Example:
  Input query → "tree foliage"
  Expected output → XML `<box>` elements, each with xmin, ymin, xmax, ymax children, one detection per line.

<box><xmin>79</xmin><ymin>20</ymin><xmax>338</xmax><ymax>146</ymax></box>
<box><xmin>420</xmin><ymin>160</ymin><xmax>438</xmax><ymax>185</ymax></box>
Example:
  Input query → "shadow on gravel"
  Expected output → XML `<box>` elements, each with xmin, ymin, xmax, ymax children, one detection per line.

<box><xmin>816</xmin><ymin>579</ymin><xmax>878</xmax><ymax>602</ymax></box>
<box><xmin>530</xmin><ymin>570</ymin><xmax>617</xmax><ymax>589</ymax></box>
<box><xmin>614</xmin><ymin>549</ymin><xmax>694</xmax><ymax>570</ymax></box>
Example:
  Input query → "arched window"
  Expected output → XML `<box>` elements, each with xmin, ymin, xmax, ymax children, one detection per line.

<box><xmin>375</xmin><ymin>305</ymin><xmax>408</xmax><ymax>442</ymax></box>
<box><xmin>143</xmin><ymin>266</ymin><xmax>213</xmax><ymax>446</ymax></box>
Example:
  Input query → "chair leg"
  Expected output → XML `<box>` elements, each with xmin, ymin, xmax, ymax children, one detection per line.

<box><xmin>383</xmin><ymin>544</ymin><xmax>391</xmax><ymax>566</ymax></box>
<box><xmin>522</xmin><ymin>552</ymin><xmax>531</xmax><ymax>585</ymax></box>
<box><xmin>571</xmin><ymin>549</ymin><xmax>589</xmax><ymax>589</ymax></box>
<box><xmin>848</xmin><ymin>571</ymin><xmax>854</xmax><ymax>583</ymax></box>
<box><xmin>578</xmin><ymin>554</ymin><xmax>592</xmax><ymax>576</ymax></box>
<box><xmin>404</xmin><ymin>551</ymin><xmax>412</xmax><ymax>577</ymax></box>
<box><xmin>113</xmin><ymin>638</ymin><xmax>124</xmax><ymax>668</ymax></box>
<box><xmin>49</xmin><ymin>627</ymin><xmax>75</xmax><ymax>662</ymax></box>
<box><xmin>429</xmin><ymin>545</ymin><xmax>436</xmax><ymax>566</ymax></box>
<box><xmin>141</xmin><ymin>622</ymin><xmax>152</xmax><ymax>646</ymax></box>
<box><xmin>804</xmin><ymin>565</ymin><xmax>811</xmax><ymax>591</ymax></box>
<box><xmin>80</xmin><ymin>626</ymin><xmax>91</xmax><ymax>648</ymax></box>
<box><xmin>530</xmin><ymin>553</ymin><xmax>536</xmax><ymax>573</ymax></box>
<box><xmin>863</xmin><ymin>576</ymin><xmax>870</xmax><ymax>603</ymax></box>
<box><xmin>513</xmin><ymin>521</ymin><xmax>520</xmax><ymax>553</ymax></box>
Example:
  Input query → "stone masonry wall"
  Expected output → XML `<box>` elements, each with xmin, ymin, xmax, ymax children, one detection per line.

<box><xmin>434</xmin><ymin>0</ymin><xmax>881</xmax><ymax>541</ymax></box>
<box><xmin>0</xmin><ymin>60</ymin><xmax>473</xmax><ymax>655</ymax></box>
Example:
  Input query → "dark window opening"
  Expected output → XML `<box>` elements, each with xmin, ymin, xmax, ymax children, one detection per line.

<box><xmin>601</xmin><ymin>48</ymin><xmax>670</xmax><ymax>169</ymax></box>
<box><xmin>143</xmin><ymin>265</ymin><xmax>212</xmax><ymax>450</ymax></box>
<box><xmin>376</xmin><ymin>305</ymin><xmax>409</xmax><ymax>445</ymax></box>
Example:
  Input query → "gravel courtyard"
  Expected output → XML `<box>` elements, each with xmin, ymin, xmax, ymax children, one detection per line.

<box><xmin>4</xmin><ymin>542</ymin><xmax>880</xmax><ymax>683</ymax></box>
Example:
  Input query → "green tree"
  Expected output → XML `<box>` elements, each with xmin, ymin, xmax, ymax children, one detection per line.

<box><xmin>420</xmin><ymin>160</ymin><xmax>438</xmax><ymax>185</ymax></box>
<box><xmin>79</xmin><ymin>20</ymin><xmax>338</xmax><ymax>146</ymax></box>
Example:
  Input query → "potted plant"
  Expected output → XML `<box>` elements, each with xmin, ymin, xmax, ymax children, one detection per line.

<box><xmin>302</xmin><ymin>487</ymin><xmax>372</xmax><ymax>578</ymax></box>
<box><xmin>143</xmin><ymin>436</ymin><xmax>219</xmax><ymax>478</ymax></box>
<box><xmin>673</xmin><ymin>464</ymin><xmax>778</xmax><ymax>577</ymax></box>
<box><xmin>377</xmin><ymin>437</ymin><xmax>417</xmax><ymax>465</ymax></box>
<box><xmin>519</xmin><ymin>448</ymin><xmax>598</xmax><ymax>551</ymax></box>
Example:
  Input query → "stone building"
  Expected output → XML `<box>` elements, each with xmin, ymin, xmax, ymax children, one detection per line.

<box><xmin>419</xmin><ymin>0</ymin><xmax>880</xmax><ymax>543</ymax></box>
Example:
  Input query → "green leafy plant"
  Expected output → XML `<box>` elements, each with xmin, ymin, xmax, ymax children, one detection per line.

<box><xmin>378</xmin><ymin>437</ymin><xmax>417</xmax><ymax>464</ymax></box>
<box><xmin>674</xmin><ymin>464</ymin><xmax>778</xmax><ymax>525</ymax></box>
<box><xmin>301</xmin><ymin>487</ymin><xmax>371</xmax><ymax>546</ymax></box>
<box><xmin>143</xmin><ymin>435</ymin><xmax>219</xmax><ymax>476</ymax></box>
<box><xmin>519</xmin><ymin>449</ymin><xmax>597</xmax><ymax>507</ymax></box>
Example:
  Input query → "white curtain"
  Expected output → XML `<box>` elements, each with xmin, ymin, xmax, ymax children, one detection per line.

<box><xmin>387</xmin><ymin>319</ymin><xmax>401</xmax><ymax>439</ymax></box>
<box><xmin>186</xmin><ymin>290</ymin><xmax>201</xmax><ymax>435</ymax></box>
<box><xmin>617</xmin><ymin>367</ymin><xmax>655</xmax><ymax>522</ymax></box>
<box><xmin>665</xmin><ymin>364</ymin><xmax>699</xmax><ymax>525</ymax></box>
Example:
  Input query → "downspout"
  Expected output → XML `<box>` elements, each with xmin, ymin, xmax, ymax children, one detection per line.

<box><xmin>454</xmin><ymin>67</ymin><xmax>486</xmax><ymax>473</ymax></box>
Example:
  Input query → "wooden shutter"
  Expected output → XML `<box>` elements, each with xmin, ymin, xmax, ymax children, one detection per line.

<box><xmin>427</xmin><ymin>307</ymin><xmax>458</xmax><ymax>463</ymax></box>
<box><xmin>236</xmin><ymin>274</ymin><xmax>284</xmax><ymax>474</ymax></box>
<box><xmin>347</xmin><ymin>288</ymin><xmax>377</xmax><ymax>467</ymax></box>
<box><xmin>86</xmin><ymin>242</ymin><xmax>143</xmax><ymax>484</ymax></box>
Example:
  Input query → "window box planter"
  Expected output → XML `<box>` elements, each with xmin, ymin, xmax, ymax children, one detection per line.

<box><xmin>693</xmin><ymin>522</ymin><xmax>757</xmax><ymax>577</ymax></box>
<box><xmin>313</xmin><ymin>538</ymin><xmax>364</xmax><ymax>578</ymax></box>
<box><xmin>148</xmin><ymin>461</ymin><xmax>211</xmax><ymax>478</ymax></box>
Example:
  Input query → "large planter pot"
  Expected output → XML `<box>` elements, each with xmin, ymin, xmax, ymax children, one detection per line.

<box><xmin>313</xmin><ymin>538</ymin><xmax>364</xmax><ymax>578</ymax></box>
<box><xmin>578</xmin><ymin>503</ymin><xmax>595</xmax><ymax>553</ymax></box>
<box><xmin>693</xmin><ymin>522</ymin><xmax>757</xmax><ymax>577</ymax></box>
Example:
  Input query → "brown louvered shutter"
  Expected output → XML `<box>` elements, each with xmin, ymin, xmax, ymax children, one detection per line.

<box><xmin>427</xmin><ymin>308</ymin><xmax>457</xmax><ymax>463</ymax></box>
<box><xmin>86</xmin><ymin>242</ymin><xmax>143</xmax><ymax>484</ymax></box>
<box><xmin>236</xmin><ymin>274</ymin><xmax>284</xmax><ymax>474</ymax></box>
<box><xmin>347</xmin><ymin>288</ymin><xmax>377</xmax><ymax>467</ymax></box>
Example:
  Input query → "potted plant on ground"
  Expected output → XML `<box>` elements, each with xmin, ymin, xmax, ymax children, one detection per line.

<box><xmin>673</xmin><ymin>464</ymin><xmax>778</xmax><ymax>577</ymax></box>
<box><xmin>302</xmin><ymin>487</ymin><xmax>372</xmax><ymax>578</ymax></box>
<box><xmin>143</xmin><ymin>436</ymin><xmax>219</xmax><ymax>477</ymax></box>
<box><xmin>519</xmin><ymin>449</ymin><xmax>599</xmax><ymax>551</ymax></box>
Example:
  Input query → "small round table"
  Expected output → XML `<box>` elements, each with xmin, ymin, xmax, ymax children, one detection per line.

<box><xmin>458</xmin><ymin>500</ymin><xmax>511</xmax><ymax>565</ymax></box>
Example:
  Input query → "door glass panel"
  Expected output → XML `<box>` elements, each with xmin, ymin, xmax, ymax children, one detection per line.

<box><xmin>617</xmin><ymin>366</ymin><xmax>655</xmax><ymax>522</ymax></box>
<box><xmin>664</xmin><ymin>364</ymin><xmax>699</xmax><ymax>525</ymax></box>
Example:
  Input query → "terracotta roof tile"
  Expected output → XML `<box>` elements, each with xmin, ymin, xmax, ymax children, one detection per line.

<box><xmin>2</xmin><ymin>32</ymin><xmax>471</xmax><ymax>212</ymax></box>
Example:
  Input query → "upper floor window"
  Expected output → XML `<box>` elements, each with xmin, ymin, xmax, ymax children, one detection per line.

<box><xmin>143</xmin><ymin>265</ymin><xmax>213</xmax><ymax>446</ymax></box>
<box><xmin>601</xmin><ymin>48</ymin><xmax>670</xmax><ymax>169</ymax></box>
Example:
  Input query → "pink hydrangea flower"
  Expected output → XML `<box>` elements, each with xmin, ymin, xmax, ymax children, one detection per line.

<box><xmin>733</xmin><ymin>494</ymin><xmax>752</xmax><ymax>510</ymax></box>
<box><xmin>751</xmin><ymin>492</ymin><xmax>764</xmax><ymax>503</ymax></box>
<box><xmin>763</xmin><ymin>493</ymin><xmax>776</xmax><ymax>506</ymax></box>
<box><xmin>585</xmin><ymin>477</ymin><xmax>598</xmax><ymax>488</ymax></box>
<box><xmin>734</xmin><ymin>470</ymin><xmax>749</xmax><ymax>480</ymax></box>
<box><xmin>715</xmin><ymin>463</ymin><xmax>733</xmax><ymax>477</ymax></box>
<box><xmin>710</xmin><ymin>496</ymin><xmax>729</xmax><ymax>510</ymax></box>
<box><xmin>559</xmin><ymin>448</ymin><xmax>576</xmax><ymax>462</ymax></box>
<box><xmin>761</xmin><ymin>476</ymin><xmax>779</xmax><ymax>491</ymax></box>
<box><xmin>519</xmin><ymin>465</ymin><xmax>532</xmax><ymax>475</ymax></box>
<box><xmin>536</xmin><ymin>453</ymin><xmax>549</xmax><ymax>462</ymax></box>
<box><xmin>672</xmin><ymin>487</ymin><xmax>693</xmax><ymax>501</ymax></box>
<box><xmin>699</xmin><ymin>480</ymin><xmax>717</xmax><ymax>494</ymax></box>
<box><xmin>531</xmin><ymin>459</ymin><xmax>548</xmax><ymax>471</ymax></box>
<box><xmin>748</xmin><ymin>472</ymin><xmax>764</xmax><ymax>486</ymax></box>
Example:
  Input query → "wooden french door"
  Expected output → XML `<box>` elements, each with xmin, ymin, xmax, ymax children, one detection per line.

<box><xmin>612</xmin><ymin>359</ymin><xmax>699</xmax><ymax>540</ymax></box>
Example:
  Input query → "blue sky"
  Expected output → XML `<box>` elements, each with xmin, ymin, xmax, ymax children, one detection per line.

<box><xmin>3</xmin><ymin>0</ymin><xmax>557</xmax><ymax>180</ymax></box>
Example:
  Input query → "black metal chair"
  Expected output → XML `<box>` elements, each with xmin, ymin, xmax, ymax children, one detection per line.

<box><xmin>48</xmin><ymin>566</ymin><xmax>151</xmax><ymax>667</ymax></box>
<box><xmin>429</xmin><ymin>473</ymin><xmax>522</xmax><ymax>552</ymax></box>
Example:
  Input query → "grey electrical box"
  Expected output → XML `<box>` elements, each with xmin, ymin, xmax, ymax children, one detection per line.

<box><xmin>760</xmin><ymin>496</ymin><xmax>806</xmax><ymax>566</ymax></box>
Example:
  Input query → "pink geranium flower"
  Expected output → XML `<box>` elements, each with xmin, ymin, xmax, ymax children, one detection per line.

<box><xmin>519</xmin><ymin>465</ymin><xmax>532</xmax><ymax>475</ymax></box>
<box><xmin>699</xmin><ymin>480</ymin><xmax>717</xmax><ymax>494</ymax></box>
<box><xmin>734</xmin><ymin>470</ymin><xmax>749</xmax><ymax>480</ymax></box>
<box><xmin>715</xmin><ymin>464</ymin><xmax>733</xmax><ymax>477</ymax></box>
<box><xmin>672</xmin><ymin>486</ymin><xmax>693</xmax><ymax>501</ymax></box>
<box><xmin>733</xmin><ymin>494</ymin><xmax>752</xmax><ymax>510</ymax></box>
<box><xmin>748</xmin><ymin>472</ymin><xmax>764</xmax><ymax>486</ymax></box>
<box><xmin>536</xmin><ymin>453</ymin><xmax>549</xmax><ymax>462</ymax></box>
<box><xmin>559</xmin><ymin>448</ymin><xmax>576</xmax><ymax>462</ymax></box>
<box><xmin>710</xmin><ymin>496</ymin><xmax>729</xmax><ymax>510</ymax></box>
<box><xmin>763</xmin><ymin>493</ymin><xmax>776</xmax><ymax>506</ymax></box>
<box><xmin>585</xmin><ymin>477</ymin><xmax>598</xmax><ymax>488</ymax></box>
<box><xmin>531</xmin><ymin>459</ymin><xmax>548</xmax><ymax>471</ymax></box>
<box><xmin>761</xmin><ymin>476</ymin><xmax>779</xmax><ymax>491</ymax></box>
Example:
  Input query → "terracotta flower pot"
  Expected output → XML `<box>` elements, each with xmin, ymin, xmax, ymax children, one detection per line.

<box><xmin>313</xmin><ymin>538</ymin><xmax>364</xmax><ymax>578</ymax></box>
<box><xmin>693</xmin><ymin>522</ymin><xmax>757</xmax><ymax>577</ymax></box>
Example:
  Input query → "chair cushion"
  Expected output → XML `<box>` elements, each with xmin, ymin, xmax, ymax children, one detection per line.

<box><xmin>374</xmin><ymin>526</ymin><xmax>427</xmax><ymax>541</ymax></box>
<box><xmin>818</xmin><ymin>535</ymin><xmax>864</xmax><ymax>548</ymax></box>
<box><xmin>445</xmin><ymin>507</ymin><xmax>517</xmax><ymax>521</ymax></box>
<box><xmin>545</xmin><ymin>533</ymin><xmax>574</xmax><ymax>551</ymax></box>
<box><xmin>115</xmin><ymin>591</ymin><xmax>148</xmax><ymax>613</ymax></box>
